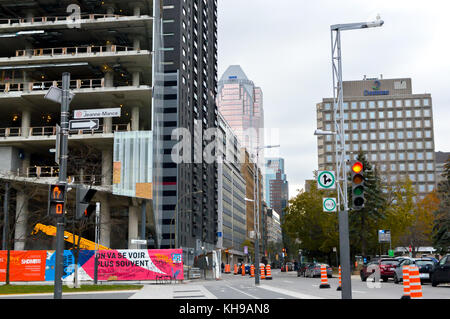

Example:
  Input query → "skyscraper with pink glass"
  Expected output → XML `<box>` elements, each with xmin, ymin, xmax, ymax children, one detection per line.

<box><xmin>217</xmin><ymin>65</ymin><xmax>264</xmax><ymax>166</ymax></box>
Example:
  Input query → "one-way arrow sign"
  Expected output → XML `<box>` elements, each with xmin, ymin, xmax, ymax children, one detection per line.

<box><xmin>69</xmin><ymin>119</ymin><xmax>99</xmax><ymax>131</ymax></box>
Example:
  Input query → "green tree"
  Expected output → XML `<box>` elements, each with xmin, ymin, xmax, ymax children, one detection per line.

<box><xmin>283</xmin><ymin>174</ymin><xmax>338</xmax><ymax>263</ymax></box>
<box><xmin>432</xmin><ymin>156</ymin><xmax>450</xmax><ymax>254</ymax></box>
<box><xmin>348</xmin><ymin>152</ymin><xmax>387</xmax><ymax>256</ymax></box>
<box><xmin>383</xmin><ymin>177</ymin><xmax>416</xmax><ymax>249</ymax></box>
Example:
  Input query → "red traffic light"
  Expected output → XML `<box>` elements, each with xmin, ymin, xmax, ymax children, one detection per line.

<box><xmin>351</xmin><ymin>161</ymin><xmax>363</xmax><ymax>174</ymax></box>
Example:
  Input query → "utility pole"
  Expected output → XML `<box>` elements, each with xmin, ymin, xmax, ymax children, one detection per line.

<box><xmin>2</xmin><ymin>182</ymin><xmax>9</xmax><ymax>251</ymax></box>
<box><xmin>54</xmin><ymin>72</ymin><xmax>71</xmax><ymax>299</ymax></box>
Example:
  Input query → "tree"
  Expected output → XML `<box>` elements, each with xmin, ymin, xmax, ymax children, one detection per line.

<box><xmin>407</xmin><ymin>191</ymin><xmax>439</xmax><ymax>251</ymax></box>
<box><xmin>283</xmin><ymin>173</ymin><xmax>339</xmax><ymax>263</ymax></box>
<box><xmin>383</xmin><ymin>177</ymin><xmax>416</xmax><ymax>249</ymax></box>
<box><xmin>348</xmin><ymin>152</ymin><xmax>387</xmax><ymax>256</ymax></box>
<box><xmin>432</xmin><ymin>156</ymin><xmax>450</xmax><ymax>254</ymax></box>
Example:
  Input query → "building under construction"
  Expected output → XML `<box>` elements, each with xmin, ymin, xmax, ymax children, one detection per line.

<box><xmin>0</xmin><ymin>0</ymin><xmax>164</xmax><ymax>251</ymax></box>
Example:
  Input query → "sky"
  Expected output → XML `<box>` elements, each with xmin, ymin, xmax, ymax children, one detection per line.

<box><xmin>217</xmin><ymin>0</ymin><xmax>450</xmax><ymax>199</ymax></box>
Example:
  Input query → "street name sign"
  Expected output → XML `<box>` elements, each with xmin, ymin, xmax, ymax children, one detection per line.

<box><xmin>323</xmin><ymin>198</ymin><xmax>337</xmax><ymax>213</ymax></box>
<box><xmin>74</xmin><ymin>108</ymin><xmax>121</xmax><ymax>119</ymax></box>
<box><xmin>69</xmin><ymin>119</ymin><xmax>99</xmax><ymax>131</ymax></box>
<box><xmin>317</xmin><ymin>171</ymin><xmax>336</xmax><ymax>190</ymax></box>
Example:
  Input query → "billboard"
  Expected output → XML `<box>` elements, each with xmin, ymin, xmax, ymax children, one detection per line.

<box><xmin>1</xmin><ymin>249</ymin><xmax>183</xmax><ymax>282</ymax></box>
<box><xmin>0</xmin><ymin>251</ymin><xmax>46</xmax><ymax>282</ymax></box>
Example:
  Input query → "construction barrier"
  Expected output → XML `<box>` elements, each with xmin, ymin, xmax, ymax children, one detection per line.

<box><xmin>265</xmin><ymin>264</ymin><xmax>272</xmax><ymax>280</ymax></box>
<box><xmin>319</xmin><ymin>264</ymin><xmax>330</xmax><ymax>289</ymax></box>
<box><xmin>234</xmin><ymin>264</ymin><xmax>238</xmax><ymax>275</ymax></box>
<box><xmin>260</xmin><ymin>264</ymin><xmax>266</xmax><ymax>280</ymax></box>
<box><xmin>401</xmin><ymin>265</ymin><xmax>411</xmax><ymax>299</ymax></box>
<box><xmin>336</xmin><ymin>266</ymin><xmax>342</xmax><ymax>291</ymax></box>
<box><xmin>250</xmin><ymin>264</ymin><xmax>255</xmax><ymax>278</ymax></box>
<box><xmin>241</xmin><ymin>264</ymin><xmax>246</xmax><ymax>276</ymax></box>
<box><xmin>409</xmin><ymin>266</ymin><xmax>423</xmax><ymax>299</ymax></box>
<box><xmin>224</xmin><ymin>264</ymin><xmax>231</xmax><ymax>274</ymax></box>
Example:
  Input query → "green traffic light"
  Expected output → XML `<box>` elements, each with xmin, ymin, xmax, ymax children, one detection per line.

<box><xmin>354</xmin><ymin>185</ymin><xmax>364</xmax><ymax>196</ymax></box>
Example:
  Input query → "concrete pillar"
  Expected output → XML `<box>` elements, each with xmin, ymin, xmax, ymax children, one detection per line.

<box><xmin>102</xmin><ymin>148</ymin><xmax>113</xmax><ymax>186</ymax></box>
<box><xmin>131</xmin><ymin>106</ymin><xmax>140</xmax><ymax>131</ymax></box>
<box><xmin>104</xmin><ymin>71</ymin><xmax>114</xmax><ymax>87</ymax></box>
<box><xmin>128</xmin><ymin>205</ymin><xmax>139</xmax><ymax>249</ymax></box>
<box><xmin>21</xmin><ymin>110</ymin><xmax>30</xmax><ymax>137</ymax></box>
<box><xmin>133</xmin><ymin>37</ymin><xmax>141</xmax><ymax>51</ymax></box>
<box><xmin>99</xmin><ymin>194</ymin><xmax>111</xmax><ymax>248</ymax></box>
<box><xmin>100</xmin><ymin>101</ymin><xmax>113</xmax><ymax>133</ymax></box>
<box><xmin>132</xmin><ymin>71</ymin><xmax>140</xmax><ymax>87</ymax></box>
<box><xmin>14</xmin><ymin>191</ymin><xmax>28</xmax><ymax>250</ymax></box>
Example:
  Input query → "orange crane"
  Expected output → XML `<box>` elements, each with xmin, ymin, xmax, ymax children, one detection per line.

<box><xmin>31</xmin><ymin>223</ymin><xmax>110</xmax><ymax>250</ymax></box>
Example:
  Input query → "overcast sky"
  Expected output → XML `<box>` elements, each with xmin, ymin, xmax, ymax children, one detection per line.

<box><xmin>217</xmin><ymin>0</ymin><xmax>450</xmax><ymax>199</ymax></box>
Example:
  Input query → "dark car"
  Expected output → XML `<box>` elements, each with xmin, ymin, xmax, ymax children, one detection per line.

<box><xmin>297</xmin><ymin>263</ymin><xmax>309</xmax><ymax>277</ymax></box>
<box><xmin>431</xmin><ymin>254</ymin><xmax>450</xmax><ymax>287</ymax></box>
<box><xmin>360</xmin><ymin>258</ymin><xmax>399</xmax><ymax>282</ymax></box>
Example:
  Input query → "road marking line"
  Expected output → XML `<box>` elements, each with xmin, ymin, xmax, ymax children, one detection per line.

<box><xmin>258</xmin><ymin>284</ymin><xmax>323</xmax><ymax>299</ymax></box>
<box><xmin>223</xmin><ymin>284</ymin><xmax>260</xmax><ymax>299</ymax></box>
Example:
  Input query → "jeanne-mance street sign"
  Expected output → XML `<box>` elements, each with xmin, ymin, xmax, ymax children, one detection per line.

<box><xmin>74</xmin><ymin>108</ymin><xmax>121</xmax><ymax>119</ymax></box>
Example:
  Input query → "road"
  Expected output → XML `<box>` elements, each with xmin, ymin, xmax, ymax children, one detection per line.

<box><xmin>1</xmin><ymin>269</ymin><xmax>448</xmax><ymax>299</ymax></box>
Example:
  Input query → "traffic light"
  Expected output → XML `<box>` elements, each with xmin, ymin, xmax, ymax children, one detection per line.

<box><xmin>75</xmin><ymin>185</ymin><xmax>97</xmax><ymax>220</ymax></box>
<box><xmin>48</xmin><ymin>184</ymin><xmax>66</xmax><ymax>217</ymax></box>
<box><xmin>351</xmin><ymin>161</ymin><xmax>365</xmax><ymax>210</ymax></box>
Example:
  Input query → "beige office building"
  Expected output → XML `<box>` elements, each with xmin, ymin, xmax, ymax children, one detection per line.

<box><xmin>316</xmin><ymin>77</ymin><xmax>437</xmax><ymax>198</ymax></box>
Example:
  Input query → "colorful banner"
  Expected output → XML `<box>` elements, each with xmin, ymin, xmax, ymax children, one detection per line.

<box><xmin>1</xmin><ymin>249</ymin><xmax>184</xmax><ymax>282</ymax></box>
<box><xmin>0</xmin><ymin>251</ymin><xmax>46</xmax><ymax>282</ymax></box>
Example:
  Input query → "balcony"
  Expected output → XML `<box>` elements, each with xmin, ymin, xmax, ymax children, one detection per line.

<box><xmin>4</xmin><ymin>165</ymin><xmax>105</xmax><ymax>187</ymax></box>
<box><xmin>0</xmin><ymin>13</ymin><xmax>153</xmax><ymax>33</ymax></box>
<box><xmin>0</xmin><ymin>123</ymin><xmax>131</xmax><ymax>139</ymax></box>
<box><xmin>0</xmin><ymin>44</ymin><xmax>152</xmax><ymax>70</ymax></box>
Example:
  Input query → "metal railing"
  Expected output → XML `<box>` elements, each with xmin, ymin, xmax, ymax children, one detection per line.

<box><xmin>0</xmin><ymin>78</ymin><xmax>105</xmax><ymax>93</ymax></box>
<box><xmin>0</xmin><ymin>123</ymin><xmax>131</xmax><ymax>138</ymax></box>
<box><xmin>0</xmin><ymin>14</ymin><xmax>137</xmax><ymax>26</ymax></box>
<box><xmin>23</xmin><ymin>166</ymin><xmax>104</xmax><ymax>186</ymax></box>
<box><xmin>16</xmin><ymin>45</ymin><xmax>135</xmax><ymax>57</ymax></box>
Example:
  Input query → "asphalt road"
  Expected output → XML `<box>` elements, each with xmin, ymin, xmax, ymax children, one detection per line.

<box><xmin>1</xmin><ymin>269</ymin><xmax>449</xmax><ymax>299</ymax></box>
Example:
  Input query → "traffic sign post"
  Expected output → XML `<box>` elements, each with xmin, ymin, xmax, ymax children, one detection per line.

<box><xmin>317</xmin><ymin>171</ymin><xmax>336</xmax><ymax>190</ymax></box>
<box><xmin>69</xmin><ymin>119</ymin><xmax>99</xmax><ymax>131</ymax></box>
<box><xmin>323</xmin><ymin>198</ymin><xmax>337</xmax><ymax>213</ymax></box>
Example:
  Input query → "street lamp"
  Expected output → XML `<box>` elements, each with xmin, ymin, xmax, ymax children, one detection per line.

<box><xmin>252</xmin><ymin>144</ymin><xmax>280</xmax><ymax>285</ymax></box>
<box><xmin>329</xmin><ymin>16</ymin><xmax>384</xmax><ymax>300</ymax></box>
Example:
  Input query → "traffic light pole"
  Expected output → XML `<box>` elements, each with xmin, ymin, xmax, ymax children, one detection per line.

<box><xmin>331</xmin><ymin>29</ymin><xmax>352</xmax><ymax>300</ymax></box>
<box><xmin>54</xmin><ymin>72</ymin><xmax>70</xmax><ymax>299</ymax></box>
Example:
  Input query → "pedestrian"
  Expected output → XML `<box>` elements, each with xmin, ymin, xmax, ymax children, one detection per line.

<box><xmin>221</xmin><ymin>262</ymin><xmax>225</xmax><ymax>273</ymax></box>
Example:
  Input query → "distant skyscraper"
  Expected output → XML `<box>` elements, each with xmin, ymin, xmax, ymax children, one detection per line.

<box><xmin>264</xmin><ymin>158</ymin><xmax>289</xmax><ymax>218</ymax></box>
<box><xmin>217</xmin><ymin>65</ymin><xmax>264</xmax><ymax>167</ymax></box>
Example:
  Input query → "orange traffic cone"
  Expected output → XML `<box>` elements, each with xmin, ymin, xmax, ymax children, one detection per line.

<box><xmin>409</xmin><ymin>266</ymin><xmax>423</xmax><ymax>299</ymax></box>
<box><xmin>260</xmin><ymin>264</ymin><xmax>266</xmax><ymax>280</ymax></box>
<box><xmin>401</xmin><ymin>265</ymin><xmax>411</xmax><ymax>299</ymax></box>
<box><xmin>319</xmin><ymin>264</ymin><xmax>330</xmax><ymax>289</ymax></box>
<box><xmin>286</xmin><ymin>265</ymin><xmax>289</xmax><ymax>272</ymax></box>
<box><xmin>234</xmin><ymin>264</ymin><xmax>238</xmax><ymax>275</ymax></box>
<box><xmin>241</xmin><ymin>264</ymin><xmax>246</xmax><ymax>276</ymax></box>
<box><xmin>336</xmin><ymin>266</ymin><xmax>342</xmax><ymax>291</ymax></box>
<box><xmin>265</xmin><ymin>264</ymin><xmax>272</xmax><ymax>280</ymax></box>
<box><xmin>250</xmin><ymin>264</ymin><xmax>255</xmax><ymax>278</ymax></box>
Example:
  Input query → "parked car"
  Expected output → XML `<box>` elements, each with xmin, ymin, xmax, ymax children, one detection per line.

<box><xmin>305</xmin><ymin>263</ymin><xmax>332</xmax><ymax>278</ymax></box>
<box><xmin>394</xmin><ymin>258</ymin><xmax>437</xmax><ymax>284</ymax></box>
<box><xmin>360</xmin><ymin>258</ymin><xmax>399</xmax><ymax>282</ymax></box>
<box><xmin>430</xmin><ymin>254</ymin><xmax>450</xmax><ymax>287</ymax></box>
<box><xmin>297</xmin><ymin>263</ymin><xmax>309</xmax><ymax>277</ymax></box>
